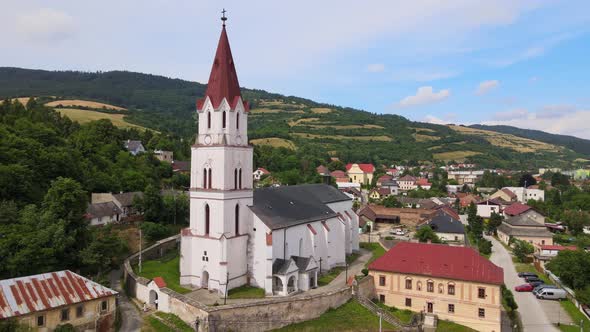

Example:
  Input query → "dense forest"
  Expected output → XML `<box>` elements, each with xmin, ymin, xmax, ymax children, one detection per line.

<box><xmin>1</xmin><ymin>67</ymin><xmax>589</xmax><ymax>171</ymax></box>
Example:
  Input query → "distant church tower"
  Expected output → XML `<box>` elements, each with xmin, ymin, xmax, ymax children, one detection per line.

<box><xmin>180</xmin><ymin>13</ymin><xmax>252</xmax><ymax>294</ymax></box>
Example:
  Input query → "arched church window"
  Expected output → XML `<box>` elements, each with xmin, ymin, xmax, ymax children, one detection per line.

<box><xmin>207</xmin><ymin>112</ymin><xmax>211</xmax><ymax>129</ymax></box>
<box><xmin>234</xmin><ymin>169</ymin><xmax>238</xmax><ymax>189</ymax></box>
<box><xmin>239</xmin><ymin>169</ymin><xmax>242</xmax><ymax>189</ymax></box>
<box><xmin>235</xmin><ymin>204</ymin><xmax>240</xmax><ymax>236</ymax></box>
<box><xmin>222</xmin><ymin>111</ymin><xmax>226</xmax><ymax>129</ymax></box>
<box><xmin>208</xmin><ymin>168</ymin><xmax>212</xmax><ymax>189</ymax></box>
<box><xmin>236</xmin><ymin>112</ymin><xmax>240</xmax><ymax>129</ymax></box>
<box><xmin>205</xmin><ymin>204</ymin><xmax>210</xmax><ymax>235</ymax></box>
<box><xmin>203</xmin><ymin>168</ymin><xmax>208</xmax><ymax>188</ymax></box>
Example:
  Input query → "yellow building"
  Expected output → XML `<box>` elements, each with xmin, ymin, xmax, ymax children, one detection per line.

<box><xmin>346</xmin><ymin>163</ymin><xmax>375</xmax><ymax>185</ymax></box>
<box><xmin>369</xmin><ymin>242</ymin><xmax>504</xmax><ymax>332</ymax></box>
<box><xmin>0</xmin><ymin>270</ymin><xmax>118</xmax><ymax>331</ymax></box>
<box><xmin>497</xmin><ymin>215</ymin><xmax>554</xmax><ymax>247</ymax></box>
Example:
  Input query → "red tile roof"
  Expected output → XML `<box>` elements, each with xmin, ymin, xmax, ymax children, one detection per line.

<box><xmin>152</xmin><ymin>277</ymin><xmax>167</xmax><ymax>288</ymax></box>
<box><xmin>0</xmin><ymin>270</ymin><xmax>117</xmax><ymax>319</ymax></box>
<box><xmin>369</xmin><ymin>242</ymin><xmax>504</xmax><ymax>285</ymax></box>
<box><xmin>501</xmin><ymin>188</ymin><xmax>517</xmax><ymax>199</ymax></box>
<box><xmin>198</xmin><ymin>25</ymin><xmax>243</xmax><ymax>110</ymax></box>
<box><xmin>399</xmin><ymin>175</ymin><xmax>417</xmax><ymax>182</ymax></box>
<box><xmin>540</xmin><ymin>245</ymin><xmax>577</xmax><ymax>251</ymax></box>
<box><xmin>503</xmin><ymin>203</ymin><xmax>532</xmax><ymax>216</ymax></box>
<box><xmin>377</xmin><ymin>175</ymin><xmax>393</xmax><ymax>182</ymax></box>
<box><xmin>256</xmin><ymin>167</ymin><xmax>270</xmax><ymax>174</ymax></box>
<box><xmin>346</xmin><ymin>163</ymin><xmax>375</xmax><ymax>173</ymax></box>
<box><xmin>436</xmin><ymin>205</ymin><xmax>460</xmax><ymax>221</ymax></box>
<box><xmin>416</xmin><ymin>178</ymin><xmax>432</xmax><ymax>186</ymax></box>
<box><xmin>316</xmin><ymin>165</ymin><xmax>330</xmax><ymax>175</ymax></box>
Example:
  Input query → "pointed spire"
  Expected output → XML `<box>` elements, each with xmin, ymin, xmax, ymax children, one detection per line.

<box><xmin>202</xmin><ymin>15</ymin><xmax>242</xmax><ymax>109</ymax></box>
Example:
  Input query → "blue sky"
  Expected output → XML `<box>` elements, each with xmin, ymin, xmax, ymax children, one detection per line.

<box><xmin>2</xmin><ymin>1</ymin><xmax>590</xmax><ymax>138</ymax></box>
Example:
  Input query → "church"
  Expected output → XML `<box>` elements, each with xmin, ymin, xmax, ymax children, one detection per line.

<box><xmin>179</xmin><ymin>17</ymin><xmax>359</xmax><ymax>297</ymax></box>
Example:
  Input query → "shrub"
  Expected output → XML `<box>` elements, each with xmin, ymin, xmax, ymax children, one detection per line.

<box><xmin>362</xmin><ymin>268</ymin><xmax>369</xmax><ymax>276</ymax></box>
<box><xmin>478</xmin><ymin>239</ymin><xmax>492</xmax><ymax>255</ymax></box>
<box><xmin>140</xmin><ymin>221</ymin><xmax>170</xmax><ymax>242</ymax></box>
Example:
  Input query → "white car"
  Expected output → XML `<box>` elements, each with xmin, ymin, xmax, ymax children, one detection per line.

<box><xmin>391</xmin><ymin>229</ymin><xmax>406</xmax><ymax>236</ymax></box>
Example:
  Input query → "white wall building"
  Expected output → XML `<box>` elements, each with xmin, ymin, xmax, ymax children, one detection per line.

<box><xmin>504</xmin><ymin>187</ymin><xmax>545</xmax><ymax>202</ymax></box>
<box><xmin>179</xmin><ymin>22</ymin><xmax>358</xmax><ymax>297</ymax></box>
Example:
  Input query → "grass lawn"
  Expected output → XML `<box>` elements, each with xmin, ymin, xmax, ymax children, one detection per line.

<box><xmin>144</xmin><ymin>316</ymin><xmax>172</xmax><ymax>332</ymax></box>
<box><xmin>154</xmin><ymin>312</ymin><xmax>193</xmax><ymax>332</ymax></box>
<box><xmin>133</xmin><ymin>253</ymin><xmax>191</xmax><ymax>294</ymax></box>
<box><xmin>318</xmin><ymin>267</ymin><xmax>344</xmax><ymax>286</ymax></box>
<box><xmin>436</xmin><ymin>319</ymin><xmax>478</xmax><ymax>332</ymax></box>
<box><xmin>360</xmin><ymin>242</ymin><xmax>386</xmax><ymax>267</ymax></box>
<box><xmin>228</xmin><ymin>285</ymin><xmax>265</xmax><ymax>299</ymax></box>
<box><xmin>346</xmin><ymin>252</ymin><xmax>361</xmax><ymax>265</ymax></box>
<box><xmin>274</xmin><ymin>300</ymin><xmax>397</xmax><ymax>331</ymax></box>
<box><xmin>374</xmin><ymin>302</ymin><xmax>414</xmax><ymax>324</ymax></box>
<box><xmin>558</xmin><ymin>300</ymin><xmax>590</xmax><ymax>332</ymax></box>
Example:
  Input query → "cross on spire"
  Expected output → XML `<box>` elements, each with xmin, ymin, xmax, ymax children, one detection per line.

<box><xmin>221</xmin><ymin>8</ymin><xmax>227</xmax><ymax>26</ymax></box>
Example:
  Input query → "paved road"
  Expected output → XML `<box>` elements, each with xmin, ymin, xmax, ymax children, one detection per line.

<box><xmin>110</xmin><ymin>269</ymin><xmax>143</xmax><ymax>332</ymax></box>
<box><xmin>486</xmin><ymin>236</ymin><xmax>558</xmax><ymax>332</ymax></box>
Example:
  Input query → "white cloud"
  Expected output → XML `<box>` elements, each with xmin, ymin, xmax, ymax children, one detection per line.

<box><xmin>367</xmin><ymin>63</ymin><xmax>385</xmax><ymax>73</ymax></box>
<box><xmin>492</xmin><ymin>108</ymin><xmax>529</xmax><ymax>121</ymax></box>
<box><xmin>537</xmin><ymin>104</ymin><xmax>575</xmax><ymax>119</ymax></box>
<box><xmin>16</xmin><ymin>8</ymin><xmax>75</xmax><ymax>43</ymax></box>
<box><xmin>392</xmin><ymin>69</ymin><xmax>458</xmax><ymax>82</ymax></box>
<box><xmin>485</xmin><ymin>33</ymin><xmax>573</xmax><ymax>67</ymax></box>
<box><xmin>423</xmin><ymin>112</ymin><xmax>457</xmax><ymax>125</ymax></box>
<box><xmin>483</xmin><ymin>107</ymin><xmax>590</xmax><ymax>139</ymax></box>
<box><xmin>397</xmin><ymin>86</ymin><xmax>451</xmax><ymax>108</ymax></box>
<box><xmin>476</xmin><ymin>80</ymin><xmax>500</xmax><ymax>95</ymax></box>
<box><xmin>529</xmin><ymin>76</ymin><xmax>540</xmax><ymax>83</ymax></box>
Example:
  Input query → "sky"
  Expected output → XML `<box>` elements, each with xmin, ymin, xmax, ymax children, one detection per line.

<box><xmin>2</xmin><ymin>1</ymin><xmax>590</xmax><ymax>139</ymax></box>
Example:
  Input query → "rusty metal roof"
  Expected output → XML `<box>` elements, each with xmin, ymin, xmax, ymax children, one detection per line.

<box><xmin>0</xmin><ymin>270</ymin><xmax>117</xmax><ymax>319</ymax></box>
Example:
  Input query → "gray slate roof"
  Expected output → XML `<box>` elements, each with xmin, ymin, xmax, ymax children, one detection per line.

<box><xmin>251</xmin><ymin>184</ymin><xmax>350</xmax><ymax>230</ymax></box>
<box><xmin>124</xmin><ymin>140</ymin><xmax>144</xmax><ymax>152</ymax></box>
<box><xmin>422</xmin><ymin>213</ymin><xmax>465</xmax><ymax>234</ymax></box>
<box><xmin>505</xmin><ymin>215</ymin><xmax>544</xmax><ymax>227</ymax></box>
<box><xmin>87</xmin><ymin>201</ymin><xmax>122</xmax><ymax>218</ymax></box>
<box><xmin>497</xmin><ymin>223</ymin><xmax>553</xmax><ymax>237</ymax></box>
<box><xmin>272</xmin><ymin>256</ymin><xmax>315</xmax><ymax>275</ymax></box>
<box><xmin>113</xmin><ymin>191</ymin><xmax>143</xmax><ymax>207</ymax></box>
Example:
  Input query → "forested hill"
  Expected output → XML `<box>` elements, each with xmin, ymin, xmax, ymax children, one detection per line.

<box><xmin>470</xmin><ymin>124</ymin><xmax>590</xmax><ymax>156</ymax></box>
<box><xmin>1</xmin><ymin>67</ymin><xmax>588</xmax><ymax>169</ymax></box>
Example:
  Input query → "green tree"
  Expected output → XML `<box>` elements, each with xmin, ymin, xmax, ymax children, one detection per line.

<box><xmin>80</xmin><ymin>226</ymin><xmax>129</xmax><ymax>276</ymax></box>
<box><xmin>487</xmin><ymin>212</ymin><xmax>503</xmax><ymax>235</ymax></box>
<box><xmin>546</xmin><ymin>249</ymin><xmax>590</xmax><ymax>290</ymax></box>
<box><xmin>142</xmin><ymin>184</ymin><xmax>163</xmax><ymax>222</ymax></box>
<box><xmin>140</xmin><ymin>221</ymin><xmax>170</xmax><ymax>242</ymax></box>
<box><xmin>563</xmin><ymin>210</ymin><xmax>590</xmax><ymax>236</ymax></box>
<box><xmin>414</xmin><ymin>226</ymin><xmax>440</xmax><ymax>243</ymax></box>
<box><xmin>512</xmin><ymin>239</ymin><xmax>534</xmax><ymax>263</ymax></box>
<box><xmin>478</xmin><ymin>239</ymin><xmax>492</xmax><ymax>255</ymax></box>
<box><xmin>518</xmin><ymin>173</ymin><xmax>537</xmax><ymax>187</ymax></box>
<box><xmin>381</xmin><ymin>196</ymin><xmax>402</xmax><ymax>208</ymax></box>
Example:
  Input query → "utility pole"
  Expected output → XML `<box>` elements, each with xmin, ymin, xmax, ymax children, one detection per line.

<box><xmin>139</xmin><ymin>228</ymin><xmax>142</xmax><ymax>273</ymax></box>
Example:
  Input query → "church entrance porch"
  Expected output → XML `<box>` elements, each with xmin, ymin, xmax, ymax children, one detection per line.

<box><xmin>287</xmin><ymin>276</ymin><xmax>297</xmax><ymax>293</ymax></box>
<box><xmin>149</xmin><ymin>290</ymin><xmax>158</xmax><ymax>310</ymax></box>
<box><xmin>272</xmin><ymin>276</ymin><xmax>284</xmax><ymax>296</ymax></box>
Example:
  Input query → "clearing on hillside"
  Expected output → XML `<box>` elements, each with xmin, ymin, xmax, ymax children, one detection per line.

<box><xmin>46</xmin><ymin>99</ymin><xmax>126</xmax><ymax>111</ymax></box>
<box><xmin>311</xmin><ymin>107</ymin><xmax>333</xmax><ymax>114</ymax></box>
<box><xmin>413</xmin><ymin>134</ymin><xmax>440</xmax><ymax>142</ymax></box>
<box><xmin>433</xmin><ymin>151</ymin><xmax>481</xmax><ymax>161</ymax></box>
<box><xmin>55</xmin><ymin>108</ymin><xmax>147</xmax><ymax>130</ymax></box>
<box><xmin>250</xmin><ymin>137</ymin><xmax>296</xmax><ymax>149</ymax></box>
<box><xmin>448</xmin><ymin>125</ymin><xmax>560</xmax><ymax>153</ymax></box>
<box><xmin>292</xmin><ymin>133</ymin><xmax>392</xmax><ymax>142</ymax></box>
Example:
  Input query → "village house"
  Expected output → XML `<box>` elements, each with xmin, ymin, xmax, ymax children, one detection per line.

<box><xmin>458</xmin><ymin>193</ymin><xmax>479</xmax><ymax>208</ymax></box>
<box><xmin>533</xmin><ymin>244</ymin><xmax>577</xmax><ymax>270</ymax></box>
<box><xmin>380</xmin><ymin>179</ymin><xmax>399</xmax><ymax>195</ymax></box>
<box><xmin>316</xmin><ymin>165</ymin><xmax>331</xmax><ymax>176</ymax></box>
<box><xmin>85</xmin><ymin>201</ymin><xmax>122</xmax><ymax>226</ymax></box>
<box><xmin>447</xmin><ymin>170</ymin><xmax>484</xmax><ymax>185</ymax></box>
<box><xmin>497</xmin><ymin>214</ymin><xmax>554</xmax><ymax>247</ymax></box>
<box><xmin>499</xmin><ymin>187</ymin><xmax>545</xmax><ymax>202</ymax></box>
<box><xmin>171</xmin><ymin>160</ymin><xmax>190</xmax><ymax>174</ymax></box>
<box><xmin>341</xmin><ymin>187</ymin><xmax>362</xmax><ymax>202</ymax></box>
<box><xmin>179</xmin><ymin>22</ymin><xmax>359</xmax><ymax>297</ymax></box>
<box><xmin>369</xmin><ymin>187</ymin><xmax>391</xmax><ymax>200</ymax></box>
<box><xmin>346</xmin><ymin>163</ymin><xmax>375</xmax><ymax>185</ymax></box>
<box><xmin>123</xmin><ymin>139</ymin><xmax>145</xmax><ymax>155</ymax></box>
<box><xmin>358</xmin><ymin>205</ymin><xmax>436</xmax><ymax>229</ymax></box>
<box><xmin>397</xmin><ymin>197</ymin><xmax>439</xmax><ymax>210</ymax></box>
<box><xmin>386</xmin><ymin>168</ymin><xmax>399</xmax><ymax>177</ymax></box>
<box><xmin>369</xmin><ymin>242</ymin><xmax>503</xmax><ymax>332</ymax></box>
<box><xmin>154</xmin><ymin>149</ymin><xmax>173</xmax><ymax>163</ymax></box>
<box><xmin>398</xmin><ymin>175</ymin><xmax>417</xmax><ymax>191</ymax></box>
<box><xmin>489</xmin><ymin>188</ymin><xmax>517</xmax><ymax>202</ymax></box>
<box><xmin>331</xmin><ymin>170</ymin><xmax>349</xmax><ymax>183</ymax></box>
<box><xmin>376</xmin><ymin>174</ymin><xmax>393</xmax><ymax>187</ymax></box>
<box><xmin>91</xmin><ymin>191</ymin><xmax>143</xmax><ymax>219</ymax></box>
<box><xmin>253</xmin><ymin>167</ymin><xmax>270</xmax><ymax>181</ymax></box>
<box><xmin>476</xmin><ymin>199</ymin><xmax>503</xmax><ymax>219</ymax></box>
<box><xmin>420</xmin><ymin>213</ymin><xmax>466</xmax><ymax>243</ymax></box>
<box><xmin>502</xmin><ymin>202</ymin><xmax>546</xmax><ymax>223</ymax></box>
<box><xmin>416</xmin><ymin>178</ymin><xmax>432</xmax><ymax>190</ymax></box>
<box><xmin>0</xmin><ymin>271</ymin><xmax>117</xmax><ymax>331</ymax></box>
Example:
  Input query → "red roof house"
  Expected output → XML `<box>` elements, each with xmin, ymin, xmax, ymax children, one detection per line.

<box><xmin>369</xmin><ymin>242</ymin><xmax>504</xmax><ymax>285</ymax></box>
<box><xmin>503</xmin><ymin>202</ymin><xmax>532</xmax><ymax>216</ymax></box>
<box><xmin>346</xmin><ymin>163</ymin><xmax>375</xmax><ymax>173</ymax></box>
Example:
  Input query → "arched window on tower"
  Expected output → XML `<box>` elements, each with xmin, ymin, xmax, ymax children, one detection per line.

<box><xmin>234</xmin><ymin>169</ymin><xmax>238</xmax><ymax>189</ymax></box>
<box><xmin>208</xmin><ymin>168</ymin><xmax>212</xmax><ymax>189</ymax></box>
<box><xmin>236</xmin><ymin>112</ymin><xmax>240</xmax><ymax>129</ymax></box>
<box><xmin>235</xmin><ymin>204</ymin><xmax>239</xmax><ymax>236</ymax></box>
<box><xmin>222</xmin><ymin>111</ymin><xmax>226</xmax><ymax>129</ymax></box>
<box><xmin>207</xmin><ymin>112</ymin><xmax>211</xmax><ymax>129</ymax></box>
<box><xmin>203</xmin><ymin>168</ymin><xmax>208</xmax><ymax>188</ymax></box>
<box><xmin>205</xmin><ymin>204</ymin><xmax>210</xmax><ymax>235</ymax></box>
<box><xmin>239</xmin><ymin>169</ymin><xmax>242</xmax><ymax>189</ymax></box>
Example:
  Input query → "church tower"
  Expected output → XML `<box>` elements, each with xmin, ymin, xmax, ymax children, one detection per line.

<box><xmin>180</xmin><ymin>13</ymin><xmax>252</xmax><ymax>295</ymax></box>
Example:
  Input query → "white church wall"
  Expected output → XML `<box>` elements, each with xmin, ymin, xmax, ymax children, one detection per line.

<box><xmin>251</xmin><ymin>217</ymin><xmax>272</xmax><ymax>293</ymax></box>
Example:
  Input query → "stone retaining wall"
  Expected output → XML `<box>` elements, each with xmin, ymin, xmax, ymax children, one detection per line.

<box><xmin>123</xmin><ymin>234</ymin><xmax>354</xmax><ymax>331</ymax></box>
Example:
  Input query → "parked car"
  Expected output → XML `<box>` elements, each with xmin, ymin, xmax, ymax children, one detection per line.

<box><xmin>515</xmin><ymin>284</ymin><xmax>534</xmax><ymax>292</ymax></box>
<box><xmin>518</xmin><ymin>272</ymin><xmax>538</xmax><ymax>278</ymax></box>
<box><xmin>528</xmin><ymin>280</ymin><xmax>544</xmax><ymax>287</ymax></box>
<box><xmin>525</xmin><ymin>276</ymin><xmax>541</xmax><ymax>283</ymax></box>
<box><xmin>533</xmin><ymin>285</ymin><xmax>558</xmax><ymax>295</ymax></box>
<box><xmin>536</xmin><ymin>288</ymin><xmax>567</xmax><ymax>300</ymax></box>
<box><xmin>390</xmin><ymin>229</ymin><xmax>407</xmax><ymax>236</ymax></box>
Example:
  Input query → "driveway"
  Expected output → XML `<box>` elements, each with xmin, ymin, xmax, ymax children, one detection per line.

<box><xmin>110</xmin><ymin>269</ymin><xmax>143</xmax><ymax>332</ymax></box>
<box><xmin>486</xmin><ymin>236</ymin><xmax>558</xmax><ymax>332</ymax></box>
